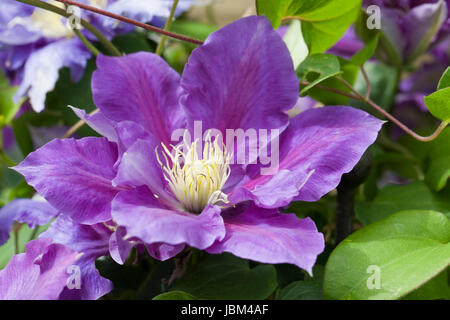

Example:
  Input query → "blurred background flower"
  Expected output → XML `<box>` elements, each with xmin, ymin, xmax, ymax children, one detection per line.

<box><xmin>0</xmin><ymin>0</ymin><xmax>197</xmax><ymax>112</ymax></box>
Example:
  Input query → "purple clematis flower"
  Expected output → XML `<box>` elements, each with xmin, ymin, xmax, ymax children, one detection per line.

<box><xmin>396</xmin><ymin>37</ymin><xmax>450</xmax><ymax>112</ymax></box>
<box><xmin>0</xmin><ymin>238</ymin><xmax>78</xmax><ymax>300</ymax></box>
<box><xmin>0</xmin><ymin>0</ymin><xmax>195</xmax><ymax>112</ymax></box>
<box><xmin>363</xmin><ymin>0</ymin><xmax>449</xmax><ymax>65</ymax></box>
<box><xmin>14</xmin><ymin>16</ymin><xmax>383</xmax><ymax>295</ymax></box>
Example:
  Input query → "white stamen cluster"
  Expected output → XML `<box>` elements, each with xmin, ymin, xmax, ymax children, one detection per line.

<box><xmin>156</xmin><ymin>134</ymin><xmax>231</xmax><ymax>213</ymax></box>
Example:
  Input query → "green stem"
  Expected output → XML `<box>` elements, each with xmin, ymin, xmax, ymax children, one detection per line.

<box><xmin>29</xmin><ymin>226</ymin><xmax>40</xmax><ymax>242</ymax></box>
<box><xmin>0</xmin><ymin>150</ymin><xmax>16</xmax><ymax>167</ymax></box>
<box><xmin>155</xmin><ymin>0</ymin><xmax>179</xmax><ymax>56</ymax></box>
<box><xmin>73</xmin><ymin>28</ymin><xmax>100</xmax><ymax>56</ymax></box>
<box><xmin>15</xmin><ymin>0</ymin><xmax>121</xmax><ymax>57</ymax></box>
<box><xmin>14</xmin><ymin>224</ymin><xmax>21</xmax><ymax>254</ymax></box>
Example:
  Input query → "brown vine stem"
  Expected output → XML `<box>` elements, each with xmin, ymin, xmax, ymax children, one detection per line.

<box><xmin>54</xmin><ymin>0</ymin><xmax>204</xmax><ymax>45</ymax></box>
<box><xmin>337</xmin><ymin>76</ymin><xmax>448</xmax><ymax>142</ymax></box>
<box><xmin>361</xmin><ymin>66</ymin><xmax>371</xmax><ymax>100</ymax></box>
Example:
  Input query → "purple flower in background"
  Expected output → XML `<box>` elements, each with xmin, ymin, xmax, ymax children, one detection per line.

<box><xmin>396</xmin><ymin>37</ymin><xmax>450</xmax><ymax>112</ymax></box>
<box><xmin>1</xmin><ymin>126</ymin><xmax>14</xmax><ymax>151</ymax></box>
<box><xmin>363</xmin><ymin>0</ymin><xmax>449</xmax><ymax>65</ymax></box>
<box><xmin>0</xmin><ymin>196</ymin><xmax>59</xmax><ymax>246</ymax></box>
<box><xmin>0</xmin><ymin>0</ymin><xmax>195</xmax><ymax>112</ymax></box>
<box><xmin>13</xmin><ymin>16</ymin><xmax>383</xmax><ymax>298</ymax></box>
<box><xmin>0</xmin><ymin>238</ymin><xmax>78</xmax><ymax>300</ymax></box>
<box><xmin>328</xmin><ymin>26</ymin><xmax>364</xmax><ymax>59</ymax></box>
<box><xmin>0</xmin><ymin>197</ymin><xmax>112</xmax><ymax>300</ymax></box>
<box><xmin>329</xmin><ymin>1</ymin><xmax>450</xmax><ymax>116</ymax></box>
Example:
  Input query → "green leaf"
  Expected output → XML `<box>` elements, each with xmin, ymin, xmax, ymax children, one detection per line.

<box><xmin>424</xmin><ymin>87</ymin><xmax>450</xmax><ymax>122</ymax></box>
<box><xmin>277</xmin><ymin>281</ymin><xmax>322</xmax><ymax>300</ymax></box>
<box><xmin>324</xmin><ymin>210</ymin><xmax>450</xmax><ymax>300</ymax></box>
<box><xmin>297</xmin><ymin>54</ymin><xmax>342</xmax><ymax>94</ymax></box>
<box><xmin>283</xmin><ymin>20</ymin><xmax>309</xmax><ymax>69</ymax></box>
<box><xmin>171</xmin><ymin>254</ymin><xmax>277</xmax><ymax>300</ymax></box>
<box><xmin>0</xmin><ymin>223</ymin><xmax>49</xmax><ymax>269</ymax></box>
<box><xmin>0</xmin><ymin>72</ymin><xmax>21</xmax><ymax>126</ymax></box>
<box><xmin>153</xmin><ymin>291</ymin><xmax>197</xmax><ymax>300</ymax></box>
<box><xmin>356</xmin><ymin>181</ymin><xmax>450</xmax><ymax>225</ymax></box>
<box><xmin>256</xmin><ymin>0</ymin><xmax>362</xmax><ymax>54</ymax></box>
<box><xmin>170</xmin><ymin>21</ymin><xmax>217</xmax><ymax>42</ymax></box>
<box><xmin>306</xmin><ymin>57</ymin><xmax>359</xmax><ymax>105</ymax></box>
<box><xmin>426</xmin><ymin>128</ymin><xmax>450</xmax><ymax>191</ymax></box>
<box><xmin>112</xmin><ymin>31</ymin><xmax>154</xmax><ymax>54</ymax></box>
<box><xmin>402</xmin><ymin>270</ymin><xmax>450</xmax><ymax>300</ymax></box>
<box><xmin>437</xmin><ymin>67</ymin><xmax>450</xmax><ymax>90</ymax></box>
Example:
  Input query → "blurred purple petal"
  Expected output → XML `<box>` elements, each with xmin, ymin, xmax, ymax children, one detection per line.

<box><xmin>40</xmin><ymin>215</ymin><xmax>113</xmax><ymax>300</ymax></box>
<box><xmin>0</xmin><ymin>238</ymin><xmax>78</xmax><ymax>300</ymax></box>
<box><xmin>14</xmin><ymin>39</ymin><xmax>91</xmax><ymax>112</ymax></box>
<box><xmin>0</xmin><ymin>197</ymin><xmax>58</xmax><ymax>245</ymax></box>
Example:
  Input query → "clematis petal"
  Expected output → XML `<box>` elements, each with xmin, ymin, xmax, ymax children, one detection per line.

<box><xmin>146</xmin><ymin>243</ymin><xmax>185</xmax><ymax>261</ymax></box>
<box><xmin>109</xmin><ymin>226</ymin><xmax>133</xmax><ymax>265</ymax></box>
<box><xmin>0</xmin><ymin>201</ymin><xmax>17</xmax><ymax>246</ymax></box>
<box><xmin>0</xmin><ymin>197</ymin><xmax>58</xmax><ymax>246</ymax></box>
<box><xmin>14</xmin><ymin>137</ymin><xmax>121</xmax><ymax>224</ymax></box>
<box><xmin>206</xmin><ymin>203</ymin><xmax>325</xmax><ymax>275</ymax></box>
<box><xmin>0</xmin><ymin>238</ymin><xmax>78</xmax><ymax>300</ymax></box>
<box><xmin>40</xmin><ymin>215</ymin><xmax>113</xmax><ymax>300</ymax></box>
<box><xmin>180</xmin><ymin>15</ymin><xmax>298</xmax><ymax>134</ymax></box>
<box><xmin>113</xmin><ymin>121</ymin><xmax>152</xmax><ymax>152</ymax></box>
<box><xmin>403</xmin><ymin>1</ymin><xmax>448</xmax><ymax>62</ymax></box>
<box><xmin>229</xmin><ymin>106</ymin><xmax>383</xmax><ymax>207</ymax></box>
<box><xmin>112</xmin><ymin>186</ymin><xmax>226</xmax><ymax>251</ymax></box>
<box><xmin>112</xmin><ymin>138</ymin><xmax>175</xmax><ymax>207</ymax></box>
<box><xmin>92</xmin><ymin>53</ymin><xmax>185</xmax><ymax>145</ymax></box>
<box><xmin>14</xmin><ymin>38</ymin><xmax>91</xmax><ymax>112</ymax></box>
<box><xmin>70</xmin><ymin>106</ymin><xmax>118</xmax><ymax>143</ymax></box>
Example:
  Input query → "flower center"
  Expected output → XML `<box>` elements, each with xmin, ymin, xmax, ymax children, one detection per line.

<box><xmin>156</xmin><ymin>133</ymin><xmax>231</xmax><ymax>213</ymax></box>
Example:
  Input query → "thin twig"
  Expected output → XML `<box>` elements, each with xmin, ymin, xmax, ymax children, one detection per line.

<box><xmin>155</xmin><ymin>0</ymin><xmax>179</xmax><ymax>56</ymax></box>
<box><xmin>300</xmin><ymin>81</ymin><xmax>360</xmax><ymax>100</ymax></box>
<box><xmin>54</xmin><ymin>0</ymin><xmax>204</xmax><ymax>45</ymax></box>
<box><xmin>361</xmin><ymin>65</ymin><xmax>371</xmax><ymax>100</ymax></box>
